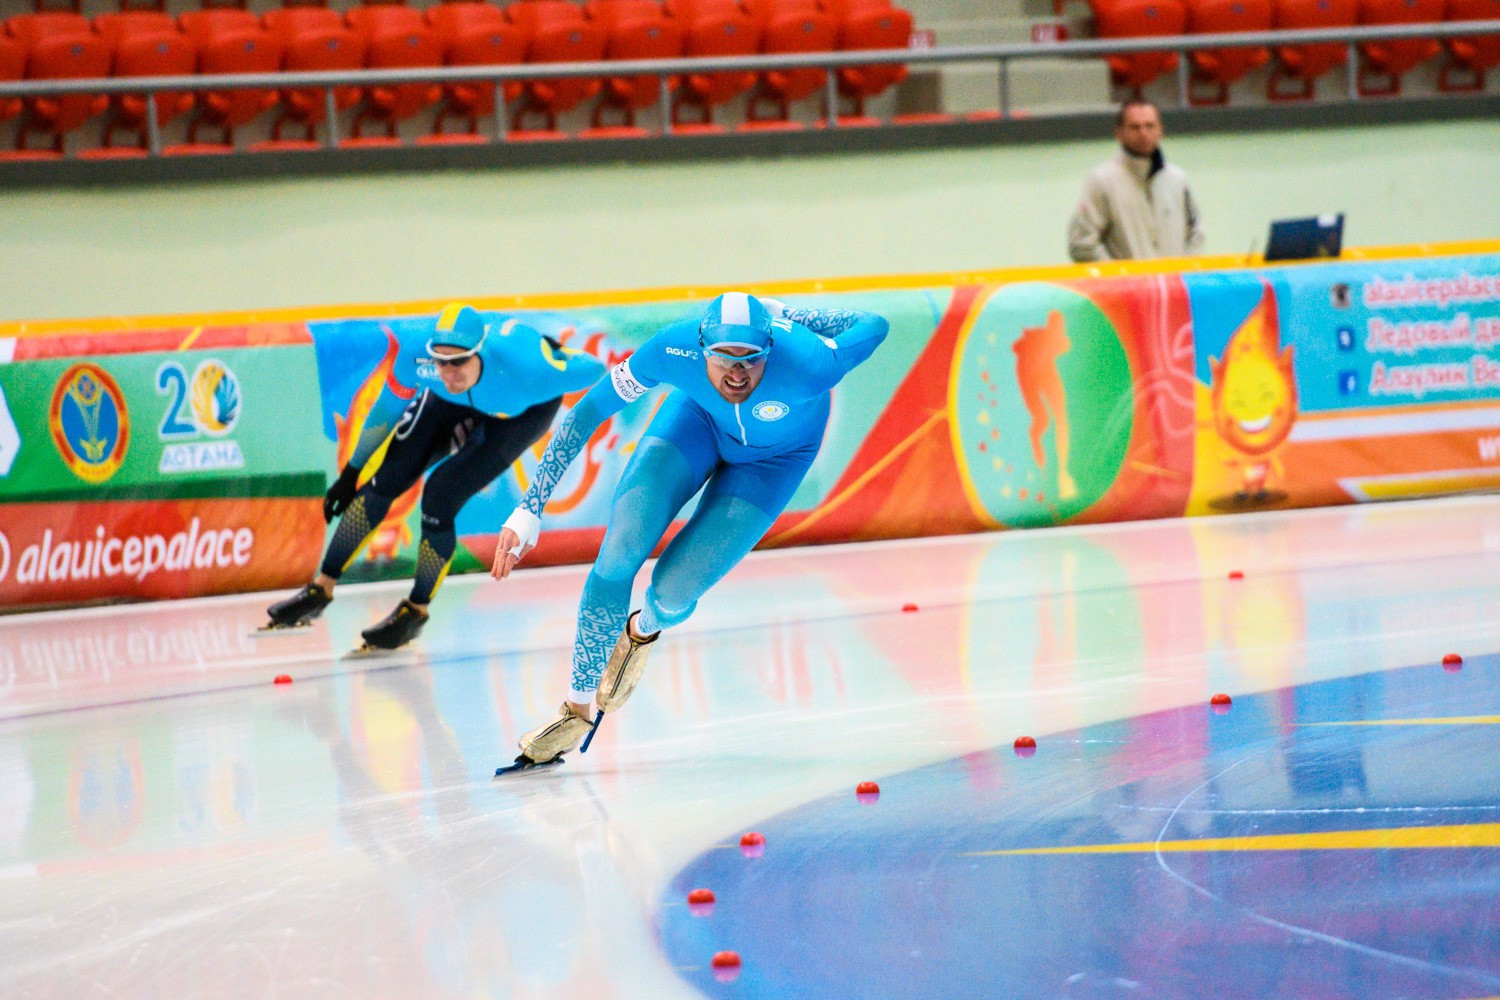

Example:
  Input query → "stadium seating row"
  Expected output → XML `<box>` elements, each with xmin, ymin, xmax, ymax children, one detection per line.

<box><xmin>0</xmin><ymin>0</ymin><xmax>915</xmax><ymax>157</ymax></box>
<box><xmin>1091</xmin><ymin>0</ymin><xmax>1500</xmax><ymax>102</ymax></box>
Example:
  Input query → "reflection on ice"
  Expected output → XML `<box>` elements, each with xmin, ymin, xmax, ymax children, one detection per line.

<box><xmin>1</xmin><ymin>495</ymin><xmax>1498</xmax><ymax>998</ymax></box>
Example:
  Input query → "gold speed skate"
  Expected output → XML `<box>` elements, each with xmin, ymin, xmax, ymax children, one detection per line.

<box><xmin>495</xmin><ymin>704</ymin><xmax>596</xmax><ymax>776</ymax></box>
<box><xmin>596</xmin><ymin>611</ymin><xmax>659</xmax><ymax>713</ymax></box>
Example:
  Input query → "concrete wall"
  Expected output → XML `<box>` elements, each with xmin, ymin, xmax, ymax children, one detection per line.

<box><xmin>0</xmin><ymin>117</ymin><xmax>1494</xmax><ymax>322</ymax></box>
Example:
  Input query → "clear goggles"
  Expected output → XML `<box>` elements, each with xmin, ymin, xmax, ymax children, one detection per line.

<box><xmin>422</xmin><ymin>337</ymin><xmax>484</xmax><ymax>368</ymax></box>
<box><xmin>701</xmin><ymin>341</ymin><xmax>771</xmax><ymax>371</ymax></box>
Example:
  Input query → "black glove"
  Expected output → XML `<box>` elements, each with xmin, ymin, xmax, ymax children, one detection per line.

<box><xmin>323</xmin><ymin>465</ymin><xmax>362</xmax><ymax>523</ymax></box>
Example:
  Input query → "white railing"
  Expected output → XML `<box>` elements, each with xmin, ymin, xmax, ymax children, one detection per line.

<box><xmin>0</xmin><ymin>19</ymin><xmax>1494</xmax><ymax>156</ymax></box>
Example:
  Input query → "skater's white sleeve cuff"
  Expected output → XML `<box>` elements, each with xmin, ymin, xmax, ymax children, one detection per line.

<box><xmin>503</xmin><ymin>507</ymin><xmax>541</xmax><ymax>557</ymax></box>
<box><xmin>568</xmin><ymin>687</ymin><xmax>595</xmax><ymax>705</ymax></box>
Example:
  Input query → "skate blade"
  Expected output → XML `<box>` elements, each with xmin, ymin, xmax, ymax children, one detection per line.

<box><xmin>250</xmin><ymin>621</ymin><xmax>314</xmax><ymax>638</ymax></box>
<box><xmin>342</xmin><ymin>643</ymin><xmax>411</xmax><ymax>661</ymax></box>
<box><xmin>493</xmin><ymin>755</ymin><xmax>565</xmax><ymax>779</ymax></box>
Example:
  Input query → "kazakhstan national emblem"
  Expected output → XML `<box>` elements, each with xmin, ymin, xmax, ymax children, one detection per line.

<box><xmin>49</xmin><ymin>362</ymin><xmax>130</xmax><ymax>483</ymax></box>
<box><xmin>751</xmin><ymin>400</ymin><xmax>790</xmax><ymax>422</ymax></box>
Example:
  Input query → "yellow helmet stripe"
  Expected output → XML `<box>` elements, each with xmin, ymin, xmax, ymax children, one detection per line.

<box><xmin>539</xmin><ymin>338</ymin><xmax>569</xmax><ymax>372</ymax></box>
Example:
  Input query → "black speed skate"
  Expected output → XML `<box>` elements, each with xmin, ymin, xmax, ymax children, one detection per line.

<box><xmin>260</xmin><ymin>583</ymin><xmax>332</xmax><ymax>632</ymax></box>
<box><xmin>357</xmin><ymin>600</ymin><xmax>428</xmax><ymax>652</ymax></box>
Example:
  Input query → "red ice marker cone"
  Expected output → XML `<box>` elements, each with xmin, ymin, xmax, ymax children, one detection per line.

<box><xmin>1442</xmin><ymin>652</ymin><xmax>1463</xmax><ymax>672</ymax></box>
<box><xmin>739</xmin><ymin>831</ymin><xmax>766</xmax><ymax>858</ymax></box>
<box><xmin>902</xmin><ymin>603</ymin><xmax>919</xmax><ymax>613</ymax></box>
<box><xmin>273</xmin><ymin>674</ymin><xmax>292</xmax><ymax>685</ymax></box>
<box><xmin>856</xmin><ymin>781</ymin><xmax>880</xmax><ymax>804</ymax></box>
<box><xmin>688</xmin><ymin>888</ymin><xmax>716</xmax><ymax>916</ymax></box>
<box><xmin>711</xmin><ymin>951</ymin><xmax>742</xmax><ymax>982</ymax></box>
<box><xmin>1228</xmin><ymin>570</ymin><xmax>1244</xmax><ymax>580</ymax></box>
<box><xmin>1211</xmin><ymin>693</ymin><xmax>1232</xmax><ymax>713</ymax></box>
<box><xmin>1013</xmin><ymin>736</ymin><xmax>1036</xmax><ymax>758</ymax></box>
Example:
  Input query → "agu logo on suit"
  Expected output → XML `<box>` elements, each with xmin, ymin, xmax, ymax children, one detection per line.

<box><xmin>50</xmin><ymin>362</ymin><xmax>130</xmax><ymax>484</ymax></box>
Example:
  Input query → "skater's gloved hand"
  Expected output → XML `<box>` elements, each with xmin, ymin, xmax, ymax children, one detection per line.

<box><xmin>757</xmin><ymin>297</ymin><xmax>787</xmax><ymax>319</ymax></box>
<box><xmin>323</xmin><ymin>465</ymin><xmax>361</xmax><ymax>523</ymax></box>
<box><xmin>492</xmin><ymin>508</ymin><xmax>540</xmax><ymax>580</ymax></box>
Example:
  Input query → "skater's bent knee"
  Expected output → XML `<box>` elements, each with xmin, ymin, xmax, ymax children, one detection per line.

<box><xmin>643</xmin><ymin>587</ymin><xmax>695</xmax><ymax>631</ymax></box>
<box><xmin>594</xmin><ymin>531</ymin><xmax>655</xmax><ymax>579</ymax></box>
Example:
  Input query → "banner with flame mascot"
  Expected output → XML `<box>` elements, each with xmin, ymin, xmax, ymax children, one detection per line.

<box><xmin>2</xmin><ymin>244</ymin><xmax>1497</xmax><ymax>606</ymax></box>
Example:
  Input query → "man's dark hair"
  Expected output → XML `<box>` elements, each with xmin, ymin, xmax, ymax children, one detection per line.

<box><xmin>1116</xmin><ymin>99</ymin><xmax>1158</xmax><ymax>126</ymax></box>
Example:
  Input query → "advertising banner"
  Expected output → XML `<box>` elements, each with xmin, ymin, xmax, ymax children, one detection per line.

<box><xmin>3</xmin><ymin>242</ymin><xmax>1497</xmax><ymax>608</ymax></box>
<box><xmin>0</xmin><ymin>325</ymin><xmax>331</xmax><ymax>607</ymax></box>
<box><xmin>1185</xmin><ymin>253</ymin><xmax>1500</xmax><ymax>513</ymax></box>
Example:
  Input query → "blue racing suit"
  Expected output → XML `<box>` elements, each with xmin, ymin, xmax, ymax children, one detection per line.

<box><xmin>348</xmin><ymin>317</ymin><xmax>604</xmax><ymax>470</ymax></box>
<box><xmin>514</xmin><ymin>306</ymin><xmax>889</xmax><ymax>702</ymax></box>
<box><xmin>325</xmin><ymin>318</ymin><xmax>603</xmax><ymax>605</ymax></box>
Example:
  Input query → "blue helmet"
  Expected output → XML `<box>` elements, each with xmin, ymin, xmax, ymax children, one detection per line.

<box><xmin>699</xmin><ymin>292</ymin><xmax>774</xmax><ymax>351</ymax></box>
<box><xmin>428</xmin><ymin>303</ymin><xmax>487</xmax><ymax>356</ymax></box>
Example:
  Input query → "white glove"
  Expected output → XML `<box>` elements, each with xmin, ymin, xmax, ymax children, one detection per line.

<box><xmin>758</xmin><ymin>296</ymin><xmax>787</xmax><ymax>319</ymax></box>
<box><xmin>503</xmin><ymin>507</ymin><xmax>541</xmax><ymax>558</ymax></box>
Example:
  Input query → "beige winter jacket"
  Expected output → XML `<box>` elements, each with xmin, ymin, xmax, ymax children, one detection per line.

<box><xmin>1067</xmin><ymin>149</ymin><xmax>1205</xmax><ymax>262</ymax></box>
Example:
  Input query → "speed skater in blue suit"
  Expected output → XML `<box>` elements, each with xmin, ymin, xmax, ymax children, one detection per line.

<box><xmin>263</xmin><ymin>303</ymin><xmax>604</xmax><ymax>651</ymax></box>
<box><xmin>490</xmin><ymin>291</ymin><xmax>889</xmax><ymax>772</ymax></box>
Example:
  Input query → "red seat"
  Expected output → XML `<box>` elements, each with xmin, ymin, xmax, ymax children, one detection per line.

<box><xmin>1440</xmin><ymin>0</ymin><xmax>1500</xmax><ymax>91</ymax></box>
<box><xmin>253</xmin><ymin>27</ymin><xmax>365</xmax><ymax>149</ymax></box>
<box><xmin>6</xmin><ymin>12</ymin><xmax>91</xmax><ymax>47</ymax></box>
<box><xmin>344</xmin><ymin>11</ymin><xmax>443</xmax><ymax>144</ymax></box>
<box><xmin>585</xmin><ymin>0</ymin><xmax>683</xmax><ymax>133</ymax></box>
<box><xmin>94</xmin><ymin>30</ymin><xmax>196</xmax><ymax>155</ymax></box>
<box><xmin>744</xmin><ymin>6</ymin><xmax>836</xmax><ymax>127</ymax></box>
<box><xmin>1091</xmin><ymin>0</ymin><xmax>1187</xmax><ymax>91</ymax></box>
<box><xmin>262</xmin><ymin>6</ymin><xmax>344</xmax><ymax>42</ymax></box>
<box><xmin>833</xmin><ymin>2</ymin><xmax>911</xmax><ymax>122</ymax></box>
<box><xmin>0</xmin><ymin>35</ymin><xmax>23</xmax><ymax>125</ymax></box>
<box><xmin>426</xmin><ymin>0</ymin><xmax>506</xmax><ymax>39</ymax></box>
<box><xmin>178</xmin><ymin>8</ymin><xmax>260</xmax><ymax>45</ymax></box>
<box><xmin>15</xmin><ymin>31</ymin><xmax>110</xmax><ymax>155</ymax></box>
<box><xmin>420</xmin><ymin>3</ymin><xmax>526</xmax><ymax>141</ymax></box>
<box><xmin>743</xmin><ymin>0</ymin><xmax>821</xmax><ymax>26</ymax></box>
<box><xmin>186</xmin><ymin>29</ymin><xmax>283</xmax><ymax>150</ymax></box>
<box><xmin>345</xmin><ymin>4</ymin><xmax>426</xmax><ymax>38</ymax></box>
<box><xmin>1355</xmin><ymin>0</ymin><xmax>1442</xmax><ymax>94</ymax></box>
<box><xmin>1267</xmin><ymin>0</ymin><xmax>1355</xmax><ymax>99</ymax></box>
<box><xmin>93</xmin><ymin>11</ymin><xmax>177</xmax><ymax>46</ymax></box>
<box><xmin>1184</xmin><ymin>0</ymin><xmax>1271</xmax><ymax>104</ymax></box>
<box><xmin>667</xmin><ymin>0</ymin><xmax>758</xmax><ymax>130</ymax></box>
<box><xmin>662</xmin><ymin>0</ymin><xmax>737</xmax><ymax>18</ymax></box>
<box><xmin>820</xmin><ymin>0</ymin><xmax>892</xmax><ymax>21</ymax></box>
<box><xmin>506</xmin><ymin>2</ymin><xmax>607</xmax><ymax>134</ymax></box>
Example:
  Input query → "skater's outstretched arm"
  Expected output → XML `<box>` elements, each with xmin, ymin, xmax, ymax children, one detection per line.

<box><xmin>491</xmin><ymin>353</ymin><xmax>661</xmax><ymax>579</ymax></box>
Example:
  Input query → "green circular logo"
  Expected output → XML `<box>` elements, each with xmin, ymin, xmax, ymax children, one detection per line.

<box><xmin>950</xmin><ymin>283</ymin><xmax>1132</xmax><ymax>527</ymax></box>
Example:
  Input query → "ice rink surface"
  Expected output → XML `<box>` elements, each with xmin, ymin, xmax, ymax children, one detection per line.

<box><xmin>3</xmin><ymin>495</ymin><xmax>1499</xmax><ymax>999</ymax></box>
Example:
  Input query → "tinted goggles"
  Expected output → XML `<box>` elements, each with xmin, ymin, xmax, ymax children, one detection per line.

<box><xmin>701</xmin><ymin>343</ymin><xmax>771</xmax><ymax>370</ymax></box>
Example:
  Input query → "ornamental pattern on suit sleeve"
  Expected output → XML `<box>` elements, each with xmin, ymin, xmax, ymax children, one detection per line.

<box><xmin>782</xmin><ymin>307</ymin><xmax>866</xmax><ymax>338</ymax></box>
<box><xmin>521</xmin><ymin>409</ymin><xmax>590</xmax><ymax>516</ymax></box>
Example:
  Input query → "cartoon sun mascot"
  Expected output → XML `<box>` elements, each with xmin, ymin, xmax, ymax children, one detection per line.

<box><xmin>1208</xmin><ymin>282</ymin><xmax>1298</xmax><ymax>503</ymax></box>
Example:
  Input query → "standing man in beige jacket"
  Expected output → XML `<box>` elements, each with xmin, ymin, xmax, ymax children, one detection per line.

<box><xmin>1067</xmin><ymin>100</ymin><xmax>1205</xmax><ymax>262</ymax></box>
